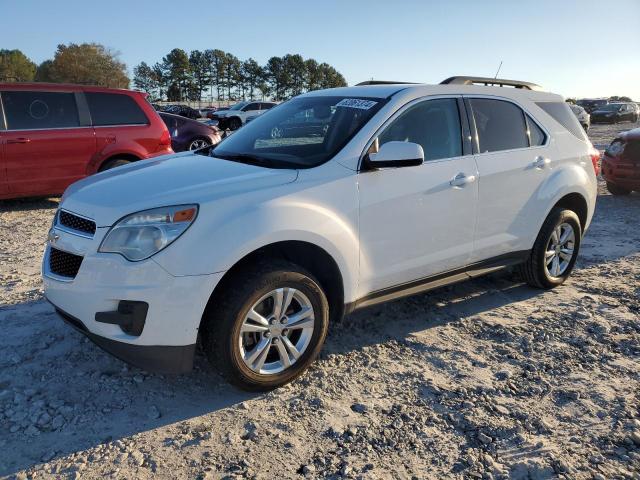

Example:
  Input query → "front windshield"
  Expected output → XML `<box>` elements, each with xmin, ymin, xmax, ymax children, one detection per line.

<box><xmin>211</xmin><ymin>95</ymin><xmax>386</xmax><ymax>168</ymax></box>
<box><xmin>600</xmin><ymin>104</ymin><xmax>623</xmax><ymax>111</ymax></box>
<box><xmin>229</xmin><ymin>101</ymin><xmax>249</xmax><ymax>111</ymax></box>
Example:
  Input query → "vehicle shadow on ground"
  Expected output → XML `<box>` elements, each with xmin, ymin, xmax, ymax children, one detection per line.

<box><xmin>0</xmin><ymin>197</ymin><xmax>59</xmax><ymax>213</ymax></box>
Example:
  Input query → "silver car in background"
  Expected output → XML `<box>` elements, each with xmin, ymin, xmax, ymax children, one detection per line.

<box><xmin>570</xmin><ymin>104</ymin><xmax>590</xmax><ymax>131</ymax></box>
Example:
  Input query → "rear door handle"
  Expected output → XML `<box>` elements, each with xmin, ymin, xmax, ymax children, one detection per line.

<box><xmin>450</xmin><ymin>172</ymin><xmax>477</xmax><ymax>188</ymax></box>
<box><xmin>6</xmin><ymin>137</ymin><xmax>31</xmax><ymax>144</ymax></box>
<box><xmin>533</xmin><ymin>156</ymin><xmax>550</xmax><ymax>169</ymax></box>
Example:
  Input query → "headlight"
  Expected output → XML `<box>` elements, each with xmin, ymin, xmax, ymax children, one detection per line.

<box><xmin>99</xmin><ymin>205</ymin><xmax>198</xmax><ymax>261</ymax></box>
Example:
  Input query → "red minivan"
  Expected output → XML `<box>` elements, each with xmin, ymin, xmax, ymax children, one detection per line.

<box><xmin>0</xmin><ymin>83</ymin><xmax>173</xmax><ymax>200</ymax></box>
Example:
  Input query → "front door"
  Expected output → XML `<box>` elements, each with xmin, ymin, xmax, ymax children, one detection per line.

<box><xmin>1</xmin><ymin>90</ymin><xmax>95</xmax><ymax>197</ymax></box>
<box><xmin>358</xmin><ymin>97</ymin><xmax>478</xmax><ymax>293</ymax></box>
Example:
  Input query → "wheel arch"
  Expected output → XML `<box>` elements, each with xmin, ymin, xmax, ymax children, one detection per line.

<box><xmin>202</xmin><ymin>240</ymin><xmax>346</xmax><ymax>327</ymax></box>
<box><xmin>552</xmin><ymin>192</ymin><xmax>589</xmax><ymax>231</ymax></box>
<box><xmin>96</xmin><ymin>153</ymin><xmax>141</xmax><ymax>172</ymax></box>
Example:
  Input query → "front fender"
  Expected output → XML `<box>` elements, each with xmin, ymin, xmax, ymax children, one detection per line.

<box><xmin>153</xmin><ymin>173</ymin><xmax>360</xmax><ymax>303</ymax></box>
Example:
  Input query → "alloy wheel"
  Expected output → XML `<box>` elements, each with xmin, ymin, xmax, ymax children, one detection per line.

<box><xmin>188</xmin><ymin>139</ymin><xmax>210</xmax><ymax>151</ymax></box>
<box><xmin>545</xmin><ymin>222</ymin><xmax>575</xmax><ymax>277</ymax></box>
<box><xmin>239</xmin><ymin>287</ymin><xmax>315</xmax><ymax>375</ymax></box>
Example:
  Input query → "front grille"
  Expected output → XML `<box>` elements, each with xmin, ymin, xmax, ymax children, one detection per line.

<box><xmin>58</xmin><ymin>211</ymin><xmax>96</xmax><ymax>236</ymax></box>
<box><xmin>49</xmin><ymin>248</ymin><xmax>84</xmax><ymax>279</ymax></box>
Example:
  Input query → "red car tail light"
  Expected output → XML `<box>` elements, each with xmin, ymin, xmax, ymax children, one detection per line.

<box><xmin>589</xmin><ymin>147</ymin><xmax>601</xmax><ymax>176</ymax></box>
<box><xmin>159</xmin><ymin>129</ymin><xmax>172</xmax><ymax>147</ymax></box>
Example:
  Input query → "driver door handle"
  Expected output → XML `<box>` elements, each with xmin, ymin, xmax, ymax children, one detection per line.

<box><xmin>533</xmin><ymin>156</ymin><xmax>550</xmax><ymax>169</ymax></box>
<box><xmin>7</xmin><ymin>137</ymin><xmax>31</xmax><ymax>144</ymax></box>
<box><xmin>450</xmin><ymin>172</ymin><xmax>476</xmax><ymax>188</ymax></box>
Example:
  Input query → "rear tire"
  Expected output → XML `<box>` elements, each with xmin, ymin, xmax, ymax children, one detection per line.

<box><xmin>606</xmin><ymin>182</ymin><xmax>632</xmax><ymax>196</ymax></box>
<box><xmin>187</xmin><ymin>137</ymin><xmax>212</xmax><ymax>151</ymax></box>
<box><xmin>228</xmin><ymin>117</ymin><xmax>242</xmax><ymax>130</ymax></box>
<box><xmin>519</xmin><ymin>208</ymin><xmax>581</xmax><ymax>290</ymax></box>
<box><xmin>201</xmin><ymin>260</ymin><xmax>329</xmax><ymax>391</ymax></box>
<box><xmin>99</xmin><ymin>158</ymin><xmax>132</xmax><ymax>171</ymax></box>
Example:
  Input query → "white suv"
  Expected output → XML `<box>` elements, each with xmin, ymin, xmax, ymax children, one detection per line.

<box><xmin>43</xmin><ymin>76</ymin><xmax>599</xmax><ymax>390</ymax></box>
<box><xmin>213</xmin><ymin>101</ymin><xmax>277</xmax><ymax>130</ymax></box>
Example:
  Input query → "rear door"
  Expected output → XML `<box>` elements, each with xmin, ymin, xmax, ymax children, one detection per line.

<box><xmin>466</xmin><ymin>96</ymin><xmax>549</xmax><ymax>262</ymax></box>
<box><xmin>1</xmin><ymin>89</ymin><xmax>95</xmax><ymax>197</ymax></box>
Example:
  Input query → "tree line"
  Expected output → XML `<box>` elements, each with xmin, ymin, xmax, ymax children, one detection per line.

<box><xmin>0</xmin><ymin>44</ymin><xmax>129</xmax><ymax>88</ymax></box>
<box><xmin>133</xmin><ymin>49</ymin><xmax>347</xmax><ymax>103</ymax></box>
<box><xmin>0</xmin><ymin>44</ymin><xmax>348</xmax><ymax>103</ymax></box>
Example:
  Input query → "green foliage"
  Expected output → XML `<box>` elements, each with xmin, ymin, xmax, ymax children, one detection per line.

<box><xmin>0</xmin><ymin>49</ymin><xmax>37</xmax><ymax>82</ymax></box>
<box><xmin>133</xmin><ymin>49</ymin><xmax>347</xmax><ymax>102</ymax></box>
<box><xmin>609</xmin><ymin>95</ymin><xmax>633</xmax><ymax>102</ymax></box>
<box><xmin>44</xmin><ymin>43</ymin><xmax>129</xmax><ymax>87</ymax></box>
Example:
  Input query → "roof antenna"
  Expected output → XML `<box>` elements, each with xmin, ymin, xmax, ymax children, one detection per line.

<box><xmin>494</xmin><ymin>61</ymin><xmax>503</xmax><ymax>79</ymax></box>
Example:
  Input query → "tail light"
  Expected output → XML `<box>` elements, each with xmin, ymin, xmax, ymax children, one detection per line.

<box><xmin>589</xmin><ymin>146</ymin><xmax>600</xmax><ymax>176</ymax></box>
<box><xmin>159</xmin><ymin>129</ymin><xmax>172</xmax><ymax>148</ymax></box>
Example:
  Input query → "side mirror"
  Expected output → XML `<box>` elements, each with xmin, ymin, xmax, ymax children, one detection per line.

<box><xmin>367</xmin><ymin>141</ymin><xmax>424</xmax><ymax>168</ymax></box>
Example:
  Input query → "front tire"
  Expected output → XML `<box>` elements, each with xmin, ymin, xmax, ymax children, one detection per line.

<box><xmin>201</xmin><ymin>261</ymin><xmax>329</xmax><ymax>391</ymax></box>
<box><xmin>519</xmin><ymin>208</ymin><xmax>581</xmax><ymax>289</ymax></box>
<box><xmin>606</xmin><ymin>182</ymin><xmax>632</xmax><ymax>196</ymax></box>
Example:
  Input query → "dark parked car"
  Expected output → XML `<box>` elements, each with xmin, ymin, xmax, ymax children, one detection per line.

<box><xmin>591</xmin><ymin>103</ymin><xmax>639</xmax><ymax>124</ymax></box>
<box><xmin>576</xmin><ymin>98</ymin><xmax>608</xmax><ymax>113</ymax></box>
<box><xmin>269</xmin><ymin>107</ymin><xmax>332</xmax><ymax>139</ymax></box>
<box><xmin>601</xmin><ymin>128</ymin><xmax>640</xmax><ymax>195</ymax></box>
<box><xmin>163</xmin><ymin>104</ymin><xmax>202</xmax><ymax>119</ymax></box>
<box><xmin>0</xmin><ymin>83</ymin><xmax>172</xmax><ymax>200</ymax></box>
<box><xmin>159</xmin><ymin>112</ymin><xmax>221</xmax><ymax>151</ymax></box>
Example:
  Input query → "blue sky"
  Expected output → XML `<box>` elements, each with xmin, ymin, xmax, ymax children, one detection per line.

<box><xmin>2</xmin><ymin>0</ymin><xmax>639</xmax><ymax>99</ymax></box>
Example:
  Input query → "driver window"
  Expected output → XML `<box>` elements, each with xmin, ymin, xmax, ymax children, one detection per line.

<box><xmin>373</xmin><ymin>98</ymin><xmax>462</xmax><ymax>161</ymax></box>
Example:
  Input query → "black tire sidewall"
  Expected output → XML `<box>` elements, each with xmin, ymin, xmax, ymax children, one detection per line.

<box><xmin>204</xmin><ymin>263</ymin><xmax>329</xmax><ymax>390</ymax></box>
<box><xmin>534</xmin><ymin>209</ymin><xmax>581</xmax><ymax>288</ymax></box>
<box><xmin>99</xmin><ymin>158</ymin><xmax>131</xmax><ymax>171</ymax></box>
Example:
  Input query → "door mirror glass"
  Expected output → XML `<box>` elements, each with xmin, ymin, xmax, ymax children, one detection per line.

<box><xmin>367</xmin><ymin>141</ymin><xmax>424</xmax><ymax>168</ymax></box>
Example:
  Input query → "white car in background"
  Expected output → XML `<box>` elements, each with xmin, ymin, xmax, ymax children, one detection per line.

<box><xmin>43</xmin><ymin>76</ymin><xmax>598</xmax><ymax>390</ymax></box>
<box><xmin>212</xmin><ymin>101</ymin><xmax>277</xmax><ymax>130</ymax></box>
<box><xmin>569</xmin><ymin>104</ymin><xmax>590</xmax><ymax>131</ymax></box>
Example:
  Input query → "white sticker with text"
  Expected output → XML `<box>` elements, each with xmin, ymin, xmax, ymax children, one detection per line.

<box><xmin>335</xmin><ymin>98</ymin><xmax>378</xmax><ymax>110</ymax></box>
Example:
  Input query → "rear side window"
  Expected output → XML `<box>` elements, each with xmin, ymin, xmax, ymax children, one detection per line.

<box><xmin>1</xmin><ymin>91</ymin><xmax>79</xmax><ymax>130</ymax></box>
<box><xmin>86</xmin><ymin>92</ymin><xmax>148</xmax><ymax>126</ymax></box>
<box><xmin>378</xmin><ymin>98</ymin><xmax>462</xmax><ymax>161</ymax></box>
<box><xmin>470</xmin><ymin>98</ymin><xmax>528</xmax><ymax>153</ymax></box>
<box><xmin>526</xmin><ymin>115</ymin><xmax>546</xmax><ymax>146</ymax></box>
<box><xmin>535</xmin><ymin>102</ymin><xmax>587</xmax><ymax>141</ymax></box>
<box><xmin>261</xmin><ymin>103</ymin><xmax>276</xmax><ymax>110</ymax></box>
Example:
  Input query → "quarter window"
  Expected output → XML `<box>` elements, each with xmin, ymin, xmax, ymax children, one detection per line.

<box><xmin>527</xmin><ymin>115</ymin><xmax>546</xmax><ymax>146</ymax></box>
<box><xmin>535</xmin><ymin>102</ymin><xmax>588</xmax><ymax>141</ymax></box>
<box><xmin>377</xmin><ymin>98</ymin><xmax>462</xmax><ymax>161</ymax></box>
<box><xmin>86</xmin><ymin>92</ymin><xmax>148</xmax><ymax>126</ymax></box>
<box><xmin>470</xmin><ymin>98</ymin><xmax>528</xmax><ymax>153</ymax></box>
<box><xmin>1</xmin><ymin>91</ymin><xmax>80</xmax><ymax>130</ymax></box>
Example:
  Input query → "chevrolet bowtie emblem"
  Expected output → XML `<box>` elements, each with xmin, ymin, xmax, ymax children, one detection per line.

<box><xmin>47</xmin><ymin>229</ymin><xmax>60</xmax><ymax>244</ymax></box>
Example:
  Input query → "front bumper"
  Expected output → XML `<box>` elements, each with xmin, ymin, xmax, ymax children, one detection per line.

<box><xmin>42</xmin><ymin>222</ymin><xmax>224</xmax><ymax>373</ymax></box>
<box><xmin>601</xmin><ymin>157</ymin><xmax>640</xmax><ymax>189</ymax></box>
<box><xmin>53</xmin><ymin>306</ymin><xmax>196</xmax><ymax>373</ymax></box>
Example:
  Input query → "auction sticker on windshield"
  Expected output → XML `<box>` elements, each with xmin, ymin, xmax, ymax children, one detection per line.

<box><xmin>336</xmin><ymin>98</ymin><xmax>378</xmax><ymax>110</ymax></box>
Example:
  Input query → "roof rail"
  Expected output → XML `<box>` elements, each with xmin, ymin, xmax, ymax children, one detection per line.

<box><xmin>356</xmin><ymin>80</ymin><xmax>417</xmax><ymax>86</ymax></box>
<box><xmin>440</xmin><ymin>76</ymin><xmax>543</xmax><ymax>91</ymax></box>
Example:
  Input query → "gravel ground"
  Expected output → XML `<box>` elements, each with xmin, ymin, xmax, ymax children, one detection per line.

<box><xmin>0</xmin><ymin>121</ymin><xmax>639</xmax><ymax>480</ymax></box>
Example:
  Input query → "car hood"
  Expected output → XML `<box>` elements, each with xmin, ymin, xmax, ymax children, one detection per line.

<box><xmin>592</xmin><ymin>109</ymin><xmax>615</xmax><ymax>115</ymax></box>
<box><xmin>61</xmin><ymin>152</ymin><xmax>298</xmax><ymax>226</ymax></box>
